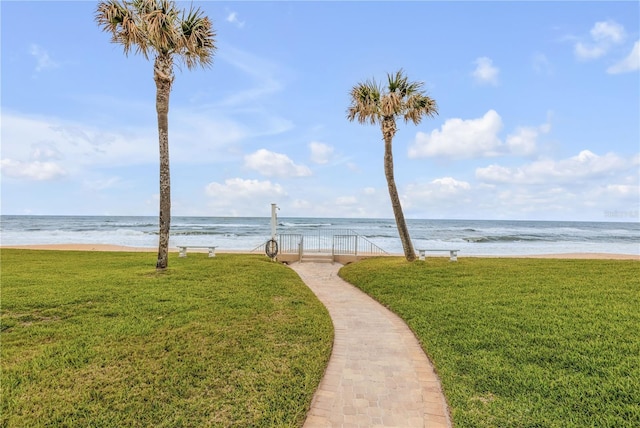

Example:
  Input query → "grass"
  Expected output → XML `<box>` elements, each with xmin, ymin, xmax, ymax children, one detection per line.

<box><xmin>339</xmin><ymin>257</ymin><xmax>640</xmax><ymax>428</ymax></box>
<box><xmin>1</xmin><ymin>249</ymin><xmax>333</xmax><ymax>428</ymax></box>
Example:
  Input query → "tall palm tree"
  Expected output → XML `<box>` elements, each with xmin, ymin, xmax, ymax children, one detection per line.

<box><xmin>347</xmin><ymin>69</ymin><xmax>438</xmax><ymax>262</ymax></box>
<box><xmin>96</xmin><ymin>0</ymin><xmax>216</xmax><ymax>270</ymax></box>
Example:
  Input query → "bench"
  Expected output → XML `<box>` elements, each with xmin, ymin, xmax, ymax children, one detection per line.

<box><xmin>417</xmin><ymin>249</ymin><xmax>459</xmax><ymax>262</ymax></box>
<box><xmin>177</xmin><ymin>246</ymin><xmax>217</xmax><ymax>258</ymax></box>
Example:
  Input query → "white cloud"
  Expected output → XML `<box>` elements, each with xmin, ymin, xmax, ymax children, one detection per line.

<box><xmin>607</xmin><ymin>40</ymin><xmax>640</xmax><ymax>74</ymax></box>
<box><xmin>226</xmin><ymin>11</ymin><xmax>245</xmax><ymax>29</ymax></box>
<box><xmin>30</xmin><ymin>143</ymin><xmax>63</xmax><ymax>161</ymax></box>
<box><xmin>406</xmin><ymin>177</ymin><xmax>471</xmax><ymax>198</ymax></box>
<box><xmin>574</xmin><ymin>43</ymin><xmax>607</xmax><ymax>60</ymax></box>
<box><xmin>469</xmin><ymin>170</ymin><xmax>640</xmax><ymax>221</ymax></box>
<box><xmin>398</xmin><ymin>154</ymin><xmax>639</xmax><ymax>220</ymax></box>
<box><xmin>591</xmin><ymin>20</ymin><xmax>625</xmax><ymax>43</ymax></box>
<box><xmin>476</xmin><ymin>150</ymin><xmax>636</xmax><ymax>184</ymax></box>
<box><xmin>574</xmin><ymin>20</ymin><xmax>626</xmax><ymax>61</ymax></box>
<box><xmin>532</xmin><ymin>52</ymin><xmax>554</xmax><ymax>75</ymax></box>
<box><xmin>403</xmin><ymin>177</ymin><xmax>472</xmax><ymax>213</ymax></box>
<box><xmin>205</xmin><ymin>178</ymin><xmax>287</xmax><ymax>207</ymax></box>
<box><xmin>0</xmin><ymin>112</ymin><xmax>157</xmax><ymax>174</ymax></box>
<box><xmin>1</xmin><ymin>159</ymin><xmax>67</xmax><ymax>180</ymax></box>
<box><xmin>494</xmin><ymin>187</ymin><xmax>578</xmax><ymax>216</ymax></box>
<box><xmin>205</xmin><ymin>177</ymin><xmax>286</xmax><ymax>198</ymax></box>
<box><xmin>336</xmin><ymin>196</ymin><xmax>358</xmax><ymax>206</ymax></box>
<box><xmin>291</xmin><ymin>196</ymin><xmax>379</xmax><ymax>218</ymax></box>
<box><xmin>0</xmin><ymin>109</ymin><xmax>259</xmax><ymax>179</ymax></box>
<box><xmin>204</xmin><ymin>178</ymin><xmax>287</xmax><ymax>216</ymax></box>
<box><xmin>603</xmin><ymin>183</ymin><xmax>638</xmax><ymax>196</ymax></box>
<box><xmin>409</xmin><ymin>110</ymin><xmax>503</xmax><ymax>159</ymax></box>
<box><xmin>309</xmin><ymin>141</ymin><xmax>334</xmax><ymax>164</ymax></box>
<box><xmin>409</xmin><ymin>110</ymin><xmax>551</xmax><ymax>159</ymax></box>
<box><xmin>431</xmin><ymin>177</ymin><xmax>472</xmax><ymax>193</ymax></box>
<box><xmin>29</xmin><ymin>44</ymin><xmax>59</xmax><ymax>73</ymax></box>
<box><xmin>471</xmin><ymin>57</ymin><xmax>499</xmax><ymax>85</ymax></box>
<box><xmin>244</xmin><ymin>149</ymin><xmax>312</xmax><ymax>178</ymax></box>
<box><xmin>506</xmin><ymin>123</ymin><xmax>549</xmax><ymax>156</ymax></box>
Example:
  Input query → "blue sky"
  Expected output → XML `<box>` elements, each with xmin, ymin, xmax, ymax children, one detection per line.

<box><xmin>1</xmin><ymin>1</ymin><xmax>639</xmax><ymax>221</ymax></box>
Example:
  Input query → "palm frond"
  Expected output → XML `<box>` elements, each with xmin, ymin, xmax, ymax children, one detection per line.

<box><xmin>387</xmin><ymin>69</ymin><xmax>425</xmax><ymax>97</ymax></box>
<box><xmin>130</xmin><ymin>0</ymin><xmax>154</xmax><ymax>15</ymax></box>
<box><xmin>402</xmin><ymin>94</ymin><xmax>438</xmax><ymax>124</ymax></box>
<box><xmin>179</xmin><ymin>6</ymin><xmax>216</xmax><ymax>69</ymax></box>
<box><xmin>347</xmin><ymin>80</ymin><xmax>381</xmax><ymax>125</ymax></box>
<box><xmin>143</xmin><ymin>0</ymin><xmax>180</xmax><ymax>55</ymax></box>
<box><xmin>96</xmin><ymin>0</ymin><xmax>148</xmax><ymax>57</ymax></box>
<box><xmin>348</xmin><ymin>69</ymin><xmax>438</xmax><ymax>126</ymax></box>
<box><xmin>380</xmin><ymin>92</ymin><xmax>403</xmax><ymax>116</ymax></box>
<box><xmin>96</xmin><ymin>0</ymin><xmax>215</xmax><ymax>68</ymax></box>
<box><xmin>95</xmin><ymin>1</ymin><xmax>124</xmax><ymax>33</ymax></box>
<box><xmin>386</xmin><ymin>69</ymin><xmax>405</xmax><ymax>93</ymax></box>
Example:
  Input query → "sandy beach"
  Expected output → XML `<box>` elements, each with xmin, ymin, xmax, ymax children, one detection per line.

<box><xmin>1</xmin><ymin>244</ymin><xmax>638</xmax><ymax>260</ymax></box>
<box><xmin>0</xmin><ymin>244</ymin><xmax>252</xmax><ymax>254</ymax></box>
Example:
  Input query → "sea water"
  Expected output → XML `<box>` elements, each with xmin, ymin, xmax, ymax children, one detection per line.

<box><xmin>0</xmin><ymin>215</ymin><xmax>638</xmax><ymax>256</ymax></box>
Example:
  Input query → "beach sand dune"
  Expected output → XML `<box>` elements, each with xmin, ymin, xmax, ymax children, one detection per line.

<box><xmin>1</xmin><ymin>244</ymin><xmax>159</xmax><ymax>252</ymax></box>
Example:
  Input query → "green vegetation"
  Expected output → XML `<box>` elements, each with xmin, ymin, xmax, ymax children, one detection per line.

<box><xmin>1</xmin><ymin>250</ymin><xmax>333</xmax><ymax>427</ymax></box>
<box><xmin>340</xmin><ymin>257</ymin><xmax>640</xmax><ymax>427</ymax></box>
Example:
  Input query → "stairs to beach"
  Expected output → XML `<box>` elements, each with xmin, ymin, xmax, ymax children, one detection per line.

<box><xmin>300</xmin><ymin>252</ymin><xmax>334</xmax><ymax>263</ymax></box>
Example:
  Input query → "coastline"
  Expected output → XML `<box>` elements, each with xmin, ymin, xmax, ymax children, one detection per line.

<box><xmin>1</xmin><ymin>244</ymin><xmax>638</xmax><ymax>260</ymax></box>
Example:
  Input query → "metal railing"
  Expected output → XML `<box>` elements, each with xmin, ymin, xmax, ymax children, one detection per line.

<box><xmin>252</xmin><ymin>234</ymin><xmax>303</xmax><ymax>254</ymax></box>
<box><xmin>299</xmin><ymin>229</ymin><xmax>387</xmax><ymax>256</ymax></box>
<box><xmin>331</xmin><ymin>233</ymin><xmax>387</xmax><ymax>256</ymax></box>
<box><xmin>252</xmin><ymin>229</ymin><xmax>387</xmax><ymax>257</ymax></box>
<box><xmin>279</xmin><ymin>233</ymin><xmax>304</xmax><ymax>254</ymax></box>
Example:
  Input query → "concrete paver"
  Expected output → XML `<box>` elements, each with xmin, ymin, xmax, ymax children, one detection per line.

<box><xmin>290</xmin><ymin>262</ymin><xmax>452</xmax><ymax>428</ymax></box>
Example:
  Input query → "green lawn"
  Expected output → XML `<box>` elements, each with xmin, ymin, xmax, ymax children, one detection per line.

<box><xmin>339</xmin><ymin>257</ymin><xmax>640</xmax><ymax>428</ymax></box>
<box><xmin>1</xmin><ymin>250</ymin><xmax>333</xmax><ymax>428</ymax></box>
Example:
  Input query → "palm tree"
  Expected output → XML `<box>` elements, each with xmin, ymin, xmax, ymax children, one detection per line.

<box><xmin>347</xmin><ymin>69</ymin><xmax>438</xmax><ymax>262</ymax></box>
<box><xmin>96</xmin><ymin>0</ymin><xmax>216</xmax><ymax>270</ymax></box>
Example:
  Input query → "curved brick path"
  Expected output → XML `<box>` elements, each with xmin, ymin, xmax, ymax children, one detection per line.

<box><xmin>290</xmin><ymin>262</ymin><xmax>452</xmax><ymax>428</ymax></box>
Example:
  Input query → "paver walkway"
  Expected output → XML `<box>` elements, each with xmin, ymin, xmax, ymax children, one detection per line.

<box><xmin>290</xmin><ymin>262</ymin><xmax>451</xmax><ymax>428</ymax></box>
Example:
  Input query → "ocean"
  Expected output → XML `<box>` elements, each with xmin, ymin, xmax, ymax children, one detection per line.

<box><xmin>1</xmin><ymin>215</ymin><xmax>638</xmax><ymax>256</ymax></box>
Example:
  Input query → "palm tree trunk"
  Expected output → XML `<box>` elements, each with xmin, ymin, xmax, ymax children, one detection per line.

<box><xmin>154</xmin><ymin>55</ymin><xmax>174</xmax><ymax>270</ymax></box>
<box><xmin>382</xmin><ymin>117</ymin><xmax>416</xmax><ymax>262</ymax></box>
